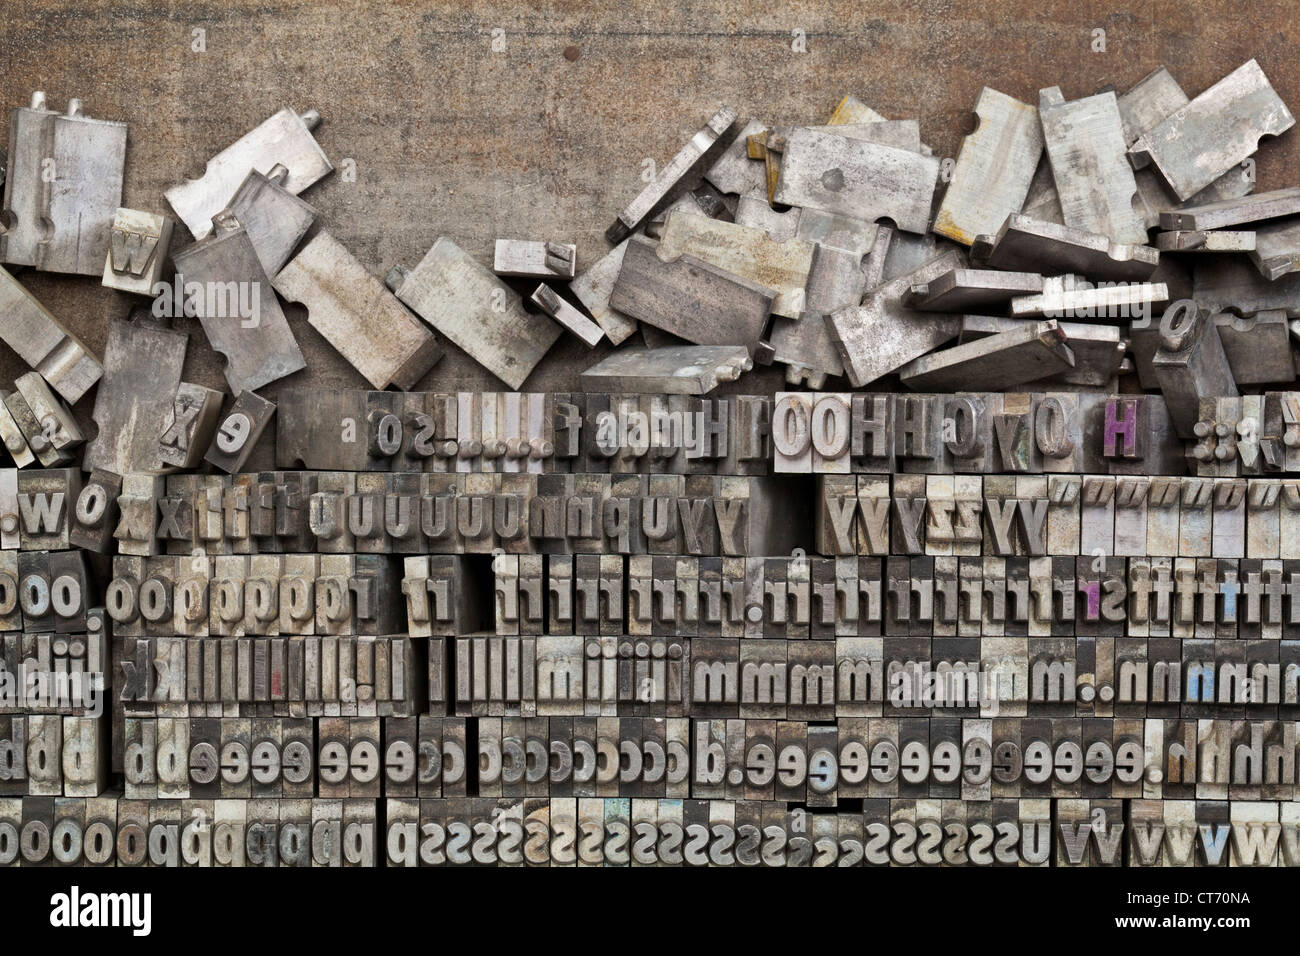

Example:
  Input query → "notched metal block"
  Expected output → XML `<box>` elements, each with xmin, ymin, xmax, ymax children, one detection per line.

<box><xmin>171</xmin><ymin>214</ymin><xmax>306</xmax><ymax>393</ymax></box>
<box><xmin>222</xmin><ymin>163</ymin><xmax>317</xmax><ymax>275</ymax></box>
<box><xmin>772</xmin><ymin>127</ymin><xmax>939</xmax><ymax>234</ymax></box>
<box><xmin>1130</xmin><ymin>59</ymin><xmax>1294</xmax><ymax>201</ymax></box>
<box><xmin>165</xmin><ymin>107</ymin><xmax>333</xmax><ymax>240</ymax></box>
<box><xmin>580</xmin><ymin>345</ymin><xmax>752</xmax><ymax>395</ymax></box>
<box><xmin>0</xmin><ymin>266</ymin><xmax>102</xmax><ymax>404</ymax></box>
<box><xmin>1160</xmin><ymin>187</ymin><xmax>1300</xmax><ymax>231</ymax></box>
<box><xmin>1248</xmin><ymin>217</ymin><xmax>1300</xmax><ymax>280</ymax></box>
<box><xmin>102</xmin><ymin>208</ymin><xmax>174</xmax><ymax>295</ymax></box>
<box><xmin>494</xmin><ymin>240</ymin><xmax>577</xmax><ymax>279</ymax></box>
<box><xmin>84</xmin><ymin>316</ymin><xmax>188</xmax><ymax>476</ymax></box>
<box><xmin>654</xmin><ymin>209</ymin><xmax>815</xmax><ymax>318</ymax></box>
<box><xmin>904</xmin><ymin>268</ymin><xmax>1043</xmax><ymax>311</ymax></box>
<box><xmin>386</xmin><ymin>237</ymin><xmax>560</xmax><ymax>390</ymax></box>
<box><xmin>827</xmin><ymin>249</ymin><xmax>965</xmax><ymax>387</ymax></box>
<box><xmin>934</xmin><ymin>88</ymin><xmax>1043</xmax><ymax>246</ymax></box>
<box><xmin>898</xmin><ymin>320</ymin><xmax>1074</xmax><ymax>391</ymax></box>
<box><xmin>570</xmin><ymin>240</ymin><xmax>638</xmax><ymax>346</ymax></box>
<box><xmin>1</xmin><ymin>92</ymin><xmax>127</xmax><ymax>275</ymax></box>
<box><xmin>273</xmin><ymin>230</ymin><xmax>443</xmax><ymax>390</ymax></box>
<box><xmin>607</xmin><ymin>234</ymin><xmax>774</xmax><ymax>351</ymax></box>
<box><xmin>971</xmin><ymin>214</ymin><xmax>1158</xmax><ymax>281</ymax></box>
<box><xmin>606</xmin><ymin>106</ymin><xmax>737</xmax><ymax>243</ymax></box>
<box><xmin>529</xmin><ymin>285</ymin><xmax>604</xmax><ymax>348</ymax></box>
<box><xmin>1038</xmin><ymin>88</ymin><xmax>1146</xmax><ymax>244</ymax></box>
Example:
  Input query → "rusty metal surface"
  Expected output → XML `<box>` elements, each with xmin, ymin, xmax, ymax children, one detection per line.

<box><xmin>2</xmin><ymin>0</ymin><xmax>1298</xmax><ymax>464</ymax></box>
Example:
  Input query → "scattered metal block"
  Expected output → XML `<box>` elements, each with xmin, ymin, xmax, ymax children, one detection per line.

<box><xmin>273</xmin><ymin>230</ymin><xmax>443</xmax><ymax>390</ymax></box>
<box><xmin>385</xmin><ymin>237</ymin><xmax>560</xmax><ymax>390</ymax></box>
<box><xmin>971</xmin><ymin>214</ymin><xmax>1158</xmax><ymax>280</ymax></box>
<box><xmin>165</xmin><ymin>107</ymin><xmax>333</xmax><ymax>239</ymax></box>
<box><xmin>171</xmin><ymin>212</ymin><xmax>306</xmax><ymax>393</ymax></box>
<box><xmin>1</xmin><ymin>92</ymin><xmax>127</xmax><ymax>275</ymax></box>
<box><xmin>957</xmin><ymin>315</ymin><xmax>1125</xmax><ymax>386</ymax></box>
<box><xmin>569</xmin><ymin>239</ymin><xmax>638</xmax><ymax>346</ymax></box>
<box><xmin>1009</xmin><ymin>275</ymin><xmax>1168</xmax><ymax>322</ymax></box>
<box><xmin>1248</xmin><ymin>217</ymin><xmax>1300</xmax><ymax>279</ymax></box>
<box><xmin>933</xmin><ymin>88</ymin><xmax>1043</xmax><ymax>246</ymax></box>
<box><xmin>83</xmin><ymin>316</ymin><xmax>188</xmax><ymax>475</ymax></box>
<box><xmin>0</xmin><ymin>265</ymin><xmax>102</xmax><ymax>403</ymax></box>
<box><xmin>102</xmin><ymin>208</ymin><xmax>175</xmax><ymax>295</ymax></box>
<box><xmin>1214</xmin><ymin>310</ymin><xmax>1296</xmax><ymax>384</ymax></box>
<box><xmin>494</xmin><ymin>240</ymin><xmax>577</xmax><ymax>279</ymax></box>
<box><xmin>579</xmin><ymin>346</ymin><xmax>752</xmax><ymax>394</ymax></box>
<box><xmin>827</xmin><ymin>249</ymin><xmax>965</xmax><ymax>387</ymax></box>
<box><xmin>1130</xmin><ymin>59</ymin><xmax>1294</xmax><ymax>201</ymax></box>
<box><xmin>13</xmin><ymin>371</ymin><xmax>83</xmax><ymax>457</ymax></box>
<box><xmin>771</xmin><ymin>127</ymin><xmax>939</xmax><ymax>234</ymax></box>
<box><xmin>607</xmin><ymin>234</ymin><xmax>774</xmax><ymax>350</ymax></box>
<box><xmin>1160</xmin><ymin>187</ymin><xmax>1300</xmax><ymax>231</ymax></box>
<box><xmin>897</xmin><ymin>320</ymin><xmax>1075</xmax><ymax>391</ymax></box>
<box><xmin>529</xmin><ymin>285</ymin><xmax>604</xmax><ymax>347</ymax></box>
<box><xmin>1192</xmin><ymin>255</ymin><xmax>1300</xmax><ymax>314</ymax></box>
<box><xmin>654</xmin><ymin>208</ymin><xmax>815</xmax><ymax>317</ymax></box>
<box><xmin>1038</xmin><ymin>87</ymin><xmax>1147</xmax><ymax>244</ymax></box>
<box><xmin>606</xmin><ymin>106</ymin><xmax>737</xmax><ymax>243</ymax></box>
<box><xmin>1118</xmin><ymin>66</ymin><xmax>1255</xmax><ymax>226</ymax></box>
<box><xmin>904</xmin><ymin>268</ymin><xmax>1044</xmax><ymax>311</ymax></box>
<box><xmin>1154</xmin><ymin>230</ymin><xmax>1256</xmax><ymax>253</ymax></box>
<box><xmin>221</xmin><ymin>163</ymin><xmax>317</xmax><ymax>276</ymax></box>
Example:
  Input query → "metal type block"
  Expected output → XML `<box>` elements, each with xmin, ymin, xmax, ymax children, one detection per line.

<box><xmin>608</xmin><ymin>234</ymin><xmax>774</xmax><ymax>350</ymax></box>
<box><xmin>970</xmin><ymin>214</ymin><xmax>1158</xmax><ymax>280</ymax></box>
<box><xmin>165</xmin><ymin>107</ymin><xmax>332</xmax><ymax>240</ymax></box>
<box><xmin>171</xmin><ymin>214</ymin><xmax>305</xmax><ymax>393</ymax></box>
<box><xmin>386</xmin><ymin>237</ymin><xmax>560</xmax><ymax>390</ymax></box>
<box><xmin>1131</xmin><ymin>60</ymin><xmax>1294</xmax><ymax>201</ymax></box>
<box><xmin>606</xmin><ymin>106</ymin><xmax>737</xmax><ymax>243</ymax></box>
<box><xmin>494</xmin><ymin>239</ymin><xmax>577</xmax><ymax>279</ymax></box>
<box><xmin>0</xmin><ymin>266</ymin><xmax>102</xmax><ymax>403</ymax></box>
<box><xmin>102</xmin><ymin>208</ymin><xmax>174</xmax><ymax>295</ymax></box>
<box><xmin>273</xmin><ymin>231</ymin><xmax>443</xmax><ymax>390</ymax></box>
<box><xmin>84</xmin><ymin>316</ymin><xmax>187</xmax><ymax>476</ymax></box>
<box><xmin>2</xmin><ymin>93</ymin><xmax>126</xmax><ymax>275</ymax></box>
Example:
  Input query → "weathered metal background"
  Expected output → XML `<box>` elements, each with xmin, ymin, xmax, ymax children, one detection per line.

<box><xmin>2</xmin><ymin>0</ymin><xmax>1297</xmax><ymax>467</ymax></box>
